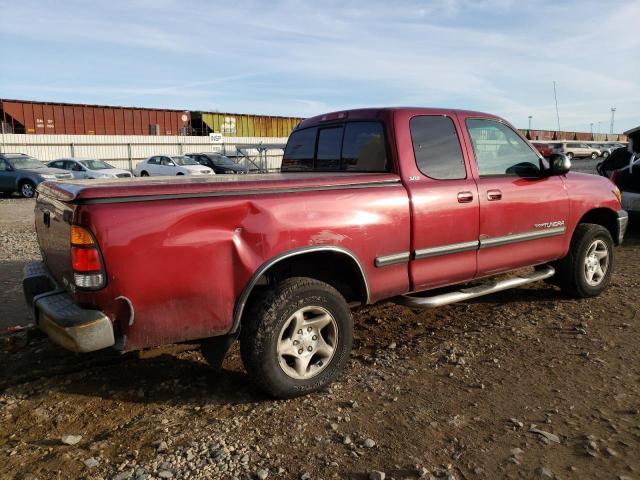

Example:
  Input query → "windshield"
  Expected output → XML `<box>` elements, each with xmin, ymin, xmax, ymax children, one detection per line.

<box><xmin>172</xmin><ymin>156</ymin><xmax>199</xmax><ymax>166</ymax></box>
<box><xmin>80</xmin><ymin>159</ymin><xmax>114</xmax><ymax>170</ymax></box>
<box><xmin>210</xmin><ymin>155</ymin><xmax>236</xmax><ymax>166</ymax></box>
<box><xmin>6</xmin><ymin>155</ymin><xmax>44</xmax><ymax>169</ymax></box>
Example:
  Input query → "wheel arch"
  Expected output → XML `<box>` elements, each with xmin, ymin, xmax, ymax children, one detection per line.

<box><xmin>231</xmin><ymin>246</ymin><xmax>370</xmax><ymax>334</ymax></box>
<box><xmin>576</xmin><ymin>207</ymin><xmax>619</xmax><ymax>244</ymax></box>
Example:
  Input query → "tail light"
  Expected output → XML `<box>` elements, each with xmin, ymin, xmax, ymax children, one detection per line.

<box><xmin>610</xmin><ymin>169</ymin><xmax>618</xmax><ymax>182</ymax></box>
<box><xmin>70</xmin><ymin>225</ymin><xmax>106</xmax><ymax>289</ymax></box>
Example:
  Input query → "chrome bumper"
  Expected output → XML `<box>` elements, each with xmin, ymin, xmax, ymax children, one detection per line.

<box><xmin>616</xmin><ymin>210</ymin><xmax>629</xmax><ymax>244</ymax></box>
<box><xmin>22</xmin><ymin>262</ymin><xmax>115</xmax><ymax>353</ymax></box>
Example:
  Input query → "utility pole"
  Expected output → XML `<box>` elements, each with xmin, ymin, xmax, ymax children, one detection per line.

<box><xmin>610</xmin><ymin>107</ymin><xmax>616</xmax><ymax>134</ymax></box>
<box><xmin>553</xmin><ymin>81</ymin><xmax>561</xmax><ymax>132</ymax></box>
<box><xmin>590</xmin><ymin>123</ymin><xmax>593</xmax><ymax>140</ymax></box>
<box><xmin>528</xmin><ymin>116</ymin><xmax>532</xmax><ymax>131</ymax></box>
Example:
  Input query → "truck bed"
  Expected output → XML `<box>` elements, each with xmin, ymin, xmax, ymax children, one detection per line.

<box><xmin>37</xmin><ymin>172</ymin><xmax>401</xmax><ymax>203</ymax></box>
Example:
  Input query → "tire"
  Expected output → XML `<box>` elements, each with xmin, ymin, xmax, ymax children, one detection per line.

<box><xmin>140</xmin><ymin>171</ymin><xmax>149</xmax><ymax>177</ymax></box>
<box><xmin>602</xmin><ymin>151</ymin><xmax>609</xmax><ymax>158</ymax></box>
<box><xmin>19</xmin><ymin>181</ymin><xmax>36</xmax><ymax>198</ymax></box>
<box><xmin>176</xmin><ymin>172</ymin><xmax>184</xmax><ymax>176</ymax></box>
<box><xmin>553</xmin><ymin>224</ymin><xmax>614</xmax><ymax>298</ymax></box>
<box><xmin>566</xmin><ymin>152</ymin><xmax>574</xmax><ymax>160</ymax></box>
<box><xmin>240</xmin><ymin>277</ymin><xmax>353</xmax><ymax>398</ymax></box>
<box><xmin>591</xmin><ymin>152</ymin><xmax>598</xmax><ymax>159</ymax></box>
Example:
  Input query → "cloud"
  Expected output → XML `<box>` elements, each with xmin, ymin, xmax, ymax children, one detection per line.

<box><xmin>0</xmin><ymin>0</ymin><xmax>638</xmax><ymax>130</ymax></box>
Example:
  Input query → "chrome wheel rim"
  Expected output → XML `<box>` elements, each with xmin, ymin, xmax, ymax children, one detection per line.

<box><xmin>21</xmin><ymin>183</ymin><xmax>34</xmax><ymax>197</ymax></box>
<box><xmin>584</xmin><ymin>239</ymin><xmax>609</xmax><ymax>286</ymax></box>
<box><xmin>277</xmin><ymin>306</ymin><xmax>338</xmax><ymax>380</ymax></box>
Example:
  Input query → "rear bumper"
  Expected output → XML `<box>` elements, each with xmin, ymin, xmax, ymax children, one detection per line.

<box><xmin>621</xmin><ymin>192</ymin><xmax>640</xmax><ymax>213</ymax></box>
<box><xmin>22</xmin><ymin>261</ymin><xmax>115</xmax><ymax>353</ymax></box>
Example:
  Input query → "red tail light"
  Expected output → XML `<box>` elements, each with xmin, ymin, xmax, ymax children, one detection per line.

<box><xmin>70</xmin><ymin>226</ymin><xmax>106</xmax><ymax>289</ymax></box>
<box><xmin>71</xmin><ymin>247</ymin><xmax>101</xmax><ymax>272</ymax></box>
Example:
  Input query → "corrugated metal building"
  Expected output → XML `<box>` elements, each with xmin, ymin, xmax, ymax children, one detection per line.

<box><xmin>0</xmin><ymin>99</ymin><xmax>192</xmax><ymax>136</ymax></box>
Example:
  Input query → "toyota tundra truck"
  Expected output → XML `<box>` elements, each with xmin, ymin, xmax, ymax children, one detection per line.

<box><xmin>23</xmin><ymin>107</ymin><xmax>628</xmax><ymax>398</ymax></box>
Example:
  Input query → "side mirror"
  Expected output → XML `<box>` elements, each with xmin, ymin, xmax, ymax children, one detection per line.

<box><xmin>548</xmin><ymin>153</ymin><xmax>571</xmax><ymax>175</ymax></box>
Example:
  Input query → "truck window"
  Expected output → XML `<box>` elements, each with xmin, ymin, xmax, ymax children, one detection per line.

<box><xmin>316</xmin><ymin>127</ymin><xmax>343</xmax><ymax>170</ymax></box>
<box><xmin>410</xmin><ymin>115</ymin><xmax>466</xmax><ymax>180</ymax></box>
<box><xmin>282</xmin><ymin>122</ymin><xmax>388</xmax><ymax>172</ymax></box>
<box><xmin>283</xmin><ymin>127</ymin><xmax>317</xmax><ymax>171</ymax></box>
<box><xmin>466</xmin><ymin>119</ymin><xmax>543</xmax><ymax>177</ymax></box>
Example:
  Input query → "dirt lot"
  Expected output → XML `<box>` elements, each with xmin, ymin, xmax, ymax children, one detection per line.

<box><xmin>1</xmin><ymin>177</ymin><xmax>639</xmax><ymax>480</ymax></box>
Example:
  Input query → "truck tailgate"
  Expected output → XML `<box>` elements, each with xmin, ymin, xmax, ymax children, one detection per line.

<box><xmin>34</xmin><ymin>191</ymin><xmax>75</xmax><ymax>290</ymax></box>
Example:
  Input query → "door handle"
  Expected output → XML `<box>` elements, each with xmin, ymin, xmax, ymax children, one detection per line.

<box><xmin>487</xmin><ymin>189</ymin><xmax>502</xmax><ymax>201</ymax></box>
<box><xmin>457</xmin><ymin>191</ymin><xmax>474</xmax><ymax>203</ymax></box>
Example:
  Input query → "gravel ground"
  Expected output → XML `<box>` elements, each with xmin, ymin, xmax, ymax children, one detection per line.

<box><xmin>1</xmin><ymin>174</ymin><xmax>639</xmax><ymax>480</ymax></box>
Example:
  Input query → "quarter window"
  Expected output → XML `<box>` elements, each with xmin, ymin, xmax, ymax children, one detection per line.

<box><xmin>282</xmin><ymin>127</ymin><xmax>317</xmax><ymax>171</ymax></box>
<box><xmin>466</xmin><ymin>119</ymin><xmax>544</xmax><ymax>177</ymax></box>
<box><xmin>410</xmin><ymin>116</ymin><xmax>466</xmax><ymax>180</ymax></box>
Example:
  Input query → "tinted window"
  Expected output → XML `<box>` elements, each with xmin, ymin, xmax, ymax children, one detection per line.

<box><xmin>316</xmin><ymin>127</ymin><xmax>343</xmax><ymax>170</ymax></box>
<box><xmin>282</xmin><ymin>122</ymin><xmax>388</xmax><ymax>172</ymax></box>
<box><xmin>148</xmin><ymin>157</ymin><xmax>159</xmax><ymax>165</ymax></box>
<box><xmin>410</xmin><ymin>116</ymin><xmax>465</xmax><ymax>180</ymax></box>
<box><xmin>466</xmin><ymin>119</ymin><xmax>544</xmax><ymax>177</ymax></box>
<box><xmin>341</xmin><ymin>122</ymin><xmax>387</xmax><ymax>172</ymax></box>
<box><xmin>49</xmin><ymin>161</ymin><xmax>64</xmax><ymax>169</ymax></box>
<box><xmin>282</xmin><ymin>127</ymin><xmax>317</xmax><ymax>170</ymax></box>
<box><xmin>0</xmin><ymin>159</ymin><xmax>8</xmax><ymax>171</ymax></box>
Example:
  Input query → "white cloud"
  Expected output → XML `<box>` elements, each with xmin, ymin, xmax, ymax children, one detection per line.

<box><xmin>0</xmin><ymin>0</ymin><xmax>638</xmax><ymax>131</ymax></box>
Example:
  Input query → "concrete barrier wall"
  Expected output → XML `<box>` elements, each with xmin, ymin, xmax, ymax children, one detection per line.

<box><xmin>0</xmin><ymin>134</ymin><xmax>289</xmax><ymax>171</ymax></box>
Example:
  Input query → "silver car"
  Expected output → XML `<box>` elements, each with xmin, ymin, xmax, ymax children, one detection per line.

<box><xmin>47</xmin><ymin>158</ymin><xmax>133</xmax><ymax>179</ymax></box>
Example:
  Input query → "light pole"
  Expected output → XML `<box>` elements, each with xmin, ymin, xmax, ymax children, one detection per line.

<box><xmin>528</xmin><ymin>116</ymin><xmax>532</xmax><ymax>131</ymax></box>
<box><xmin>590</xmin><ymin>123</ymin><xmax>593</xmax><ymax>140</ymax></box>
<box><xmin>610</xmin><ymin>107</ymin><xmax>616</xmax><ymax>134</ymax></box>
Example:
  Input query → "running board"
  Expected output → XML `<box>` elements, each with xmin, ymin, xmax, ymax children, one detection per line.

<box><xmin>393</xmin><ymin>266</ymin><xmax>555</xmax><ymax>308</ymax></box>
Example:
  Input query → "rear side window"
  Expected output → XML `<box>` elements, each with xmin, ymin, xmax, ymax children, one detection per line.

<box><xmin>282</xmin><ymin>122</ymin><xmax>387</xmax><ymax>172</ymax></box>
<box><xmin>282</xmin><ymin>127</ymin><xmax>317</xmax><ymax>171</ymax></box>
<box><xmin>410</xmin><ymin>116</ymin><xmax>466</xmax><ymax>180</ymax></box>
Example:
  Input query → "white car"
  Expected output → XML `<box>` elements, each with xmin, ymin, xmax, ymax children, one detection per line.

<box><xmin>48</xmin><ymin>158</ymin><xmax>133</xmax><ymax>179</ymax></box>
<box><xmin>134</xmin><ymin>155</ymin><xmax>214</xmax><ymax>177</ymax></box>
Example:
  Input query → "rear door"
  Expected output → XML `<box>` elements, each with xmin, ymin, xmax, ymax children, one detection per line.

<box><xmin>462</xmin><ymin>117</ymin><xmax>569</xmax><ymax>276</ymax></box>
<box><xmin>395</xmin><ymin>112</ymin><xmax>480</xmax><ymax>291</ymax></box>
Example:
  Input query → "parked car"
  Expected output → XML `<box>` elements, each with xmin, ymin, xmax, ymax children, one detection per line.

<box><xmin>552</xmin><ymin>142</ymin><xmax>600</xmax><ymax>159</ymax></box>
<box><xmin>47</xmin><ymin>158</ymin><xmax>133</xmax><ymax>179</ymax></box>
<box><xmin>531</xmin><ymin>142</ymin><xmax>553</xmax><ymax>158</ymax></box>
<box><xmin>133</xmin><ymin>155</ymin><xmax>213</xmax><ymax>177</ymax></box>
<box><xmin>185</xmin><ymin>153</ymin><xmax>249</xmax><ymax>174</ymax></box>
<box><xmin>0</xmin><ymin>153</ymin><xmax>73</xmax><ymax>198</ymax></box>
<box><xmin>24</xmin><ymin>107</ymin><xmax>627</xmax><ymax>399</ymax></box>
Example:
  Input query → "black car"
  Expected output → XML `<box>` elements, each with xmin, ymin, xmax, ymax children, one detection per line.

<box><xmin>186</xmin><ymin>153</ymin><xmax>249</xmax><ymax>174</ymax></box>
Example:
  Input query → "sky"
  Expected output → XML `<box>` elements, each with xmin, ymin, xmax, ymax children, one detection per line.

<box><xmin>1</xmin><ymin>0</ymin><xmax>638</xmax><ymax>133</ymax></box>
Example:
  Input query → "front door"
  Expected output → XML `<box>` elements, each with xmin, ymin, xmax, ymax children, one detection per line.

<box><xmin>0</xmin><ymin>159</ymin><xmax>14</xmax><ymax>191</ymax></box>
<box><xmin>461</xmin><ymin>117</ymin><xmax>569</xmax><ymax>276</ymax></box>
<box><xmin>395</xmin><ymin>112</ymin><xmax>480</xmax><ymax>292</ymax></box>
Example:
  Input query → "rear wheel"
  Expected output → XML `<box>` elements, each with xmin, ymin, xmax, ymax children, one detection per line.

<box><xmin>140</xmin><ymin>171</ymin><xmax>149</xmax><ymax>177</ymax></box>
<box><xmin>19</xmin><ymin>181</ymin><xmax>35</xmax><ymax>198</ymax></box>
<box><xmin>566</xmin><ymin>152</ymin><xmax>574</xmax><ymax>160</ymax></box>
<box><xmin>176</xmin><ymin>172</ymin><xmax>184</xmax><ymax>176</ymax></box>
<box><xmin>553</xmin><ymin>224</ymin><xmax>613</xmax><ymax>298</ymax></box>
<box><xmin>602</xmin><ymin>151</ymin><xmax>609</xmax><ymax>158</ymax></box>
<box><xmin>240</xmin><ymin>277</ymin><xmax>353</xmax><ymax>398</ymax></box>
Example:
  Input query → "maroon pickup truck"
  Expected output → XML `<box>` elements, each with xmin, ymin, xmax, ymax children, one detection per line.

<box><xmin>24</xmin><ymin>107</ymin><xmax>628</xmax><ymax>398</ymax></box>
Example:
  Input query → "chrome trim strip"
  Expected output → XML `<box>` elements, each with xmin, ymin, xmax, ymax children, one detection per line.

<box><xmin>414</xmin><ymin>240</ymin><xmax>479</xmax><ymax>259</ymax></box>
<box><xmin>479</xmin><ymin>226</ymin><xmax>566</xmax><ymax>249</ymax></box>
<box><xmin>375</xmin><ymin>252</ymin><xmax>411</xmax><ymax>267</ymax></box>
<box><xmin>75</xmin><ymin>179</ymin><xmax>402</xmax><ymax>204</ymax></box>
<box><xmin>230</xmin><ymin>245</ymin><xmax>370</xmax><ymax>334</ymax></box>
<box><xmin>394</xmin><ymin>265</ymin><xmax>555</xmax><ymax>308</ymax></box>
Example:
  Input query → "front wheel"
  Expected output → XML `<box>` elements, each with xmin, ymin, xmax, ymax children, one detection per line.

<box><xmin>602</xmin><ymin>151</ymin><xmax>609</xmax><ymax>158</ymax></box>
<box><xmin>140</xmin><ymin>171</ymin><xmax>149</xmax><ymax>177</ymax></box>
<box><xmin>20</xmin><ymin>181</ymin><xmax>36</xmax><ymax>198</ymax></box>
<box><xmin>240</xmin><ymin>277</ymin><xmax>353</xmax><ymax>398</ymax></box>
<box><xmin>591</xmin><ymin>152</ymin><xmax>598</xmax><ymax>159</ymax></box>
<box><xmin>566</xmin><ymin>152</ymin><xmax>574</xmax><ymax>160</ymax></box>
<box><xmin>553</xmin><ymin>224</ymin><xmax>614</xmax><ymax>297</ymax></box>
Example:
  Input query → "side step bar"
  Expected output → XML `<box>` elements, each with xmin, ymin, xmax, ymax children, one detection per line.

<box><xmin>394</xmin><ymin>265</ymin><xmax>555</xmax><ymax>308</ymax></box>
